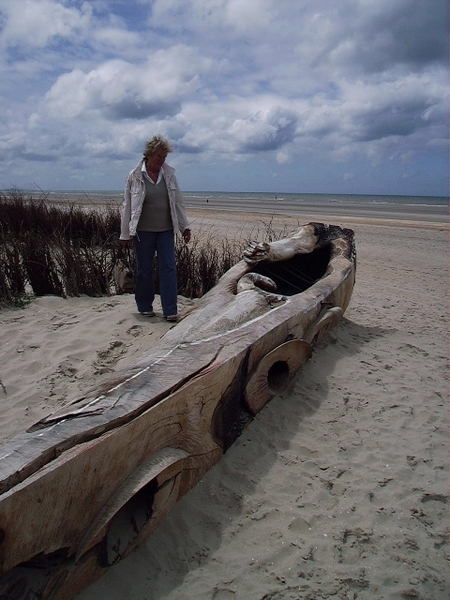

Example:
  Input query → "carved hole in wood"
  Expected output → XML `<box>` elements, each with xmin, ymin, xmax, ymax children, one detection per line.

<box><xmin>267</xmin><ymin>361</ymin><xmax>289</xmax><ymax>395</ymax></box>
<box><xmin>245</xmin><ymin>340</ymin><xmax>312</xmax><ymax>416</ymax></box>
<box><xmin>97</xmin><ymin>479</ymin><xmax>157</xmax><ymax>568</ymax></box>
<box><xmin>251</xmin><ymin>244</ymin><xmax>331</xmax><ymax>295</ymax></box>
<box><xmin>76</xmin><ymin>447</ymin><xmax>188</xmax><ymax>563</ymax></box>
<box><xmin>210</xmin><ymin>352</ymin><xmax>251</xmax><ymax>451</ymax></box>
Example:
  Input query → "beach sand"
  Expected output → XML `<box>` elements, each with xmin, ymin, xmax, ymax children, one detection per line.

<box><xmin>0</xmin><ymin>210</ymin><xmax>448</xmax><ymax>599</ymax></box>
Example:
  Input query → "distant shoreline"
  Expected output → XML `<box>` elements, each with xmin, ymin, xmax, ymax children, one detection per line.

<box><xmin>1</xmin><ymin>189</ymin><xmax>447</xmax><ymax>225</ymax></box>
<box><xmin>1</xmin><ymin>189</ymin><xmax>448</xmax><ymax>204</ymax></box>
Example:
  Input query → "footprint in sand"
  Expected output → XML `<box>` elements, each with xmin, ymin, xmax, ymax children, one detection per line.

<box><xmin>126</xmin><ymin>324</ymin><xmax>144</xmax><ymax>337</ymax></box>
<box><xmin>93</xmin><ymin>340</ymin><xmax>126</xmax><ymax>374</ymax></box>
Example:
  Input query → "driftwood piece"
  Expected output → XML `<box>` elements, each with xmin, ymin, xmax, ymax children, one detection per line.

<box><xmin>0</xmin><ymin>222</ymin><xmax>356</xmax><ymax>600</ymax></box>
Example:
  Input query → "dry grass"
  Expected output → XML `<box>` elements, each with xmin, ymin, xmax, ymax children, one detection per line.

<box><xmin>0</xmin><ymin>191</ymin><xmax>253</xmax><ymax>308</ymax></box>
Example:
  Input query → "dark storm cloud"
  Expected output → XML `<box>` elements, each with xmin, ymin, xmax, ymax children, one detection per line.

<box><xmin>355</xmin><ymin>106</ymin><xmax>423</xmax><ymax>142</ymax></box>
<box><xmin>353</xmin><ymin>97</ymin><xmax>441</xmax><ymax>142</ymax></box>
<box><xmin>346</xmin><ymin>0</ymin><xmax>448</xmax><ymax>73</ymax></box>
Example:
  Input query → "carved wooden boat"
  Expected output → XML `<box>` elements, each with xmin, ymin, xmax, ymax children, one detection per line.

<box><xmin>0</xmin><ymin>222</ymin><xmax>355</xmax><ymax>599</ymax></box>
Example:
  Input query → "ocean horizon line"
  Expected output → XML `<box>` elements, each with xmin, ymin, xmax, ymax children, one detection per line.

<box><xmin>1</xmin><ymin>188</ymin><xmax>448</xmax><ymax>222</ymax></box>
<box><xmin>0</xmin><ymin>188</ymin><xmax>448</xmax><ymax>203</ymax></box>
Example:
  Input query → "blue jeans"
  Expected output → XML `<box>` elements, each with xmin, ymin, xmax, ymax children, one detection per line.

<box><xmin>134</xmin><ymin>230</ymin><xmax>177</xmax><ymax>316</ymax></box>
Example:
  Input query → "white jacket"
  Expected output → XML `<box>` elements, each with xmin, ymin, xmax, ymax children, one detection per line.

<box><xmin>120</xmin><ymin>160</ymin><xmax>190</xmax><ymax>240</ymax></box>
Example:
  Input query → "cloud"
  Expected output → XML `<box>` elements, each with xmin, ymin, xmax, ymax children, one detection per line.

<box><xmin>224</xmin><ymin>0</ymin><xmax>273</xmax><ymax>31</ymax></box>
<box><xmin>151</xmin><ymin>0</ymin><xmax>273</xmax><ymax>34</ymax></box>
<box><xmin>0</xmin><ymin>0</ymin><xmax>447</xmax><ymax>195</ymax></box>
<box><xmin>92</xmin><ymin>26</ymin><xmax>141</xmax><ymax>50</ymax></box>
<box><xmin>0</xmin><ymin>0</ymin><xmax>92</xmax><ymax>48</ymax></box>
<box><xmin>230</xmin><ymin>107</ymin><xmax>298</xmax><ymax>152</ymax></box>
<box><xmin>322</xmin><ymin>0</ymin><xmax>446</xmax><ymax>75</ymax></box>
<box><xmin>354</xmin><ymin>101</ymin><xmax>431</xmax><ymax>142</ymax></box>
<box><xmin>42</xmin><ymin>46</ymin><xmax>210</xmax><ymax>121</ymax></box>
<box><xmin>352</xmin><ymin>0</ymin><xmax>447</xmax><ymax>71</ymax></box>
<box><xmin>339</xmin><ymin>72</ymin><xmax>447</xmax><ymax>144</ymax></box>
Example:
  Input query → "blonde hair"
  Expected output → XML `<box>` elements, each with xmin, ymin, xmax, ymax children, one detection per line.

<box><xmin>143</xmin><ymin>135</ymin><xmax>173</xmax><ymax>158</ymax></box>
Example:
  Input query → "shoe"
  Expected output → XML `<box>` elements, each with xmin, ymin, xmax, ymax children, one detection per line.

<box><xmin>140</xmin><ymin>311</ymin><xmax>156</xmax><ymax>317</ymax></box>
<box><xmin>165</xmin><ymin>314</ymin><xmax>179</xmax><ymax>322</ymax></box>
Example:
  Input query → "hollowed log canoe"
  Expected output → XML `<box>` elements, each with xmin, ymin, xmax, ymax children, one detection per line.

<box><xmin>0</xmin><ymin>222</ymin><xmax>356</xmax><ymax>599</ymax></box>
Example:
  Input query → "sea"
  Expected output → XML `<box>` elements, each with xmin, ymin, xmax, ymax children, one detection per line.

<box><xmin>40</xmin><ymin>190</ymin><xmax>449</xmax><ymax>223</ymax></box>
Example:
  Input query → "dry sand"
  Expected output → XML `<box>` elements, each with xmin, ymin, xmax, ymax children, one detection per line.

<box><xmin>0</xmin><ymin>210</ymin><xmax>448</xmax><ymax>599</ymax></box>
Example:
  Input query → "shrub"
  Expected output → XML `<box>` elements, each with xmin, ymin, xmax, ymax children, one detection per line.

<box><xmin>0</xmin><ymin>191</ymin><xmax>247</xmax><ymax>307</ymax></box>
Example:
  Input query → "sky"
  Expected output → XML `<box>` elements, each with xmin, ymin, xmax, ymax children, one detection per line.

<box><xmin>0</xmin><ymin>0</ymin><xmax>448</xmax><ymax>196</ymax></box>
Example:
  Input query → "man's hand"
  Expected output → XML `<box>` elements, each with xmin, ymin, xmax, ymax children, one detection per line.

<box><xmin>119</xmin><ymin>238</ymin><xmax>133</xmax><ymax>248</ymax></box>
<box><xmin>183</xmin><ymin>229</ymin><xmax>191</xmax><ymax>243</ymax></box>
